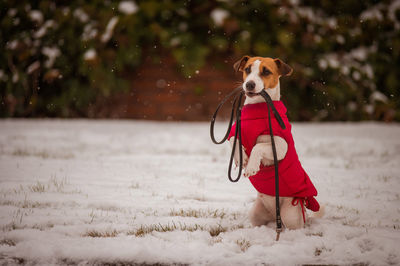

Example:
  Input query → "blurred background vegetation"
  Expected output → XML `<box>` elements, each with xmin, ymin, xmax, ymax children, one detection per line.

<box><xmin>1</xmin><ymin>0</ymin><xmax>399</xmax><ymax>121</ymax></box>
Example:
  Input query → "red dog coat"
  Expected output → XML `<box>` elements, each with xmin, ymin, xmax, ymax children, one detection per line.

<box><xmin>228</xmin><ymin>101</ymin><xmax>320</xmax><ymax>212</ymax></box>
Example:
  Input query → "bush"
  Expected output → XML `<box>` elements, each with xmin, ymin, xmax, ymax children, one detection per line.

<box><xmin>1</xmin><ymin>0</ymin><xmax>399</xmax><ymax>120</ymax></box>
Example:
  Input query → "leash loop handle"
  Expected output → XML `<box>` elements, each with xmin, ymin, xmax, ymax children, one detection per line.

<box><xmin>209</xmin><ymin>86</ymin><xmax>244</xmax><ymax>183</ymax></box>
<box><xmin>210</xmin><ymin>86</ymin><xmax>242</xmax><ymax>144</ymax></box>
<box><xmin>227</xmin><ymin>93</ymin><xmax>243</xmax><ymax>182</ymax></box>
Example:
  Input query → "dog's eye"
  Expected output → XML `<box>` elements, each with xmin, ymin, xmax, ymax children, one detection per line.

<box><xmin>262</xmin><ymin>67</ymin><xmax>271</xmax><ymax>76</ymax></box>
<box><xmin>245</xmin><ymin>66</ymin><xmax>251</xmax><ymax>74</ymax></box>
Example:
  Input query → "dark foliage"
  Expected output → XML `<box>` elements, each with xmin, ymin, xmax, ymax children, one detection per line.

<box><xmin>1</xmin><ymin>0</ymin><xmax>398</xmax><ymax>120</ymax></box>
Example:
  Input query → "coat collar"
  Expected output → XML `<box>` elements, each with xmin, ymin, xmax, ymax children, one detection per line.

<box><xmin>241</xmin><ymin>101</ymin><xmax>287</xmax><ymax>120</ymax></box>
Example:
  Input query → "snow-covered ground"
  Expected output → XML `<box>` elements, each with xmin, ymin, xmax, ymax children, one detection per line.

<box><xmin>0</xmin><ymin>120</ymin><xmax>399</xmax><ymax>265</ymax></box>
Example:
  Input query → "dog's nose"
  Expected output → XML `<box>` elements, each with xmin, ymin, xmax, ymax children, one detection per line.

<box><xmin>246</xmin><ymin>80</ymin><xmax>255</xmax><ymax>91</ymax></box>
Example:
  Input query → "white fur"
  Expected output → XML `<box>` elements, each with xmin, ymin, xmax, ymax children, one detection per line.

<box><xmin>243</xmin><ymin>60</ymin><xmax>264</xmax><ymax>94</ymax></box>
<box><xmin>244</xmin><ymin>135</ymin><xmax>288</xmax><ymax>177</ymax></box>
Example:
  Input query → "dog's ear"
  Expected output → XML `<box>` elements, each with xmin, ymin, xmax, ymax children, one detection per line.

<box><xmin>274</xmin><ymin>58</ymin><xmax>293</xmax><ymax>76</ymax></box>
<box><xmin>233</xmin><ymin>56</ymin><xmax>250</xmax><ymax>72</ymax></box>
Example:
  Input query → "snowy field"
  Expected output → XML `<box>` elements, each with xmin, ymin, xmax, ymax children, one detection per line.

<box><xmin>0</xmin><ymin>119</ymin><xmax>399</xmax><ymax>265</ymax></box>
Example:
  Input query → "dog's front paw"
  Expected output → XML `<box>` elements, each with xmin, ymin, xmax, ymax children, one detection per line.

<box><xmin>234</xmin><ymin>156</ymin><xmax>248</xmax><ymax>169</ymax></box>
<box><xmin>244</xmin><ymin>159</ymin><xmax>260</xmax><ymax>177</ymax></box>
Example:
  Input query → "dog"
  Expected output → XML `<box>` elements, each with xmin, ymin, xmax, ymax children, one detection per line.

<box><xmin>228</xmin><ymin>56</ymin><xmax>322</xmax><ymax>230</ymax></box>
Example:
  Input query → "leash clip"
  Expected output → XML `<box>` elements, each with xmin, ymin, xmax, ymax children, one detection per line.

<box><xmin>275</xmin><ymin>227</ymin><xmax>283</xmax><ymax>241</ymax></box>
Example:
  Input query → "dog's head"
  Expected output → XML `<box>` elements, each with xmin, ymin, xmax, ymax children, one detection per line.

<box><xmin>233</xmin><ymin>56</ymin><xmax>292</xmax><ymax>102</ymax></box>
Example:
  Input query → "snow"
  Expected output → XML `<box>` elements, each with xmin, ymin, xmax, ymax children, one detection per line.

<box><xmin>118</xmin><ymin>1</ymin><xmax>138</xmax><ymax>15</ymax></box>
<box><xmin>347</xmin><ymin>102</ymin><xmax>357</xmax><ymax>111</ymax></box>
<box><xmin>6</xmin><ymin>40</ymin><xmax>18</xmax><ymax>50</ymax></box>
<box><xmin>12</xmin><ymin>73</ymin><xmax>18</xmax><ymax>83</ymax></box>
<box><xmin>326</xmin><ymin>55</ymin><xmax>339</xmax><ymax>68</ymax></box>
<box><xmin>363</xmin><ymin>64</ymin><xmax>374</xmax><ymax>79</ymax></box>
<box><xmin>41</xmin><ymin>46</ymin><xmax>60</xmax><ymax>68</ymax></box>
<box><xmin>82</xmin><ymin>23</ymin><xmax>98</xmax><ymax>41</ymax></box>
<box><xmin>364</xmin><ymin>104</ymin><xmax>374</xmax><ymax>115</ymax></box>
<box><xmin>101</xmin><ymin>17</ymin><xmax>119</xmax><ymax>43</ymax></box>
<box><xmin>326</xmin><ymin>17</ymin><xmax>337</xmax><ymax>29</ymax></box>
<box><xmin>29</xmin><ymin>10</ymin><xmax>43</xmax><ymax>24</ymax></box>
<box><xmin>169</xmin><ymin>37</ymin><xmax>181</xmax><ymax>46</ymax></box>
<box><xmin>210</xmin><ymin>8</ymin><xmax>229</xmax><ymax>26</ymax></box>
<box><xmin>370</xmin><ymin>91</ymin><xmax>388</xmax><ymax>103</ymax></box>
<box><xmin>319</xmin><ymin>45</ymin><xmax>377</xmax><ymax>82</ymax></box>
<box><xmin>388</xmin><ymin>0</ymin><xmax>400</xmax><ymax>29</ymax></box>
<box><xmin>340</xmin><ymin>65</ymin><xmax>350</xmax><ymax>75</ymax></box>
<box><xmin>350</xmin><ymin>46</ymin><xmax>370</xmax><ymax>61</ymax></box>
<box><xmin>296</xmin><ymin>7</ymin><xmax>315</xmax><ymax>21</ymax></box>
<box><xmin>240</xmin><ymin>30</ymin><xmax>251</xmax><ymax>40</ymax></box>
<box><xmin>178</xmin><ymin>22</ymin><xmax>188</xmax><ymax>32</ymax></box>
<box><xmin>73</xmin><ymin>8</ymin><xmax>89</xmax><ymax>23</ymax></box>
<box><xmin>352</xmin><ymin>71</ymin><xmax>361</xmax><ymax>80</ymax></box>
<box><xmin>336</xmin><ymin>35</ymin><xmax>345</xmax><ymax>44</ymax></box>
<box><xmin>33</xmin><ymin>20</ymin><xmax>56</xmax><ymax>39</ymax></box>
<box><xmin>7</xmin><ymin>8</ymin><xmax>17</xmax><ymax>17</ymax></box>
<box><xmin>83</xmin><ymin>48</ymin><xmax>97</xmax><ymax>61</ymax></box>
<box><xmin>0</xmin><ymin>120</ymin><xmax>399</xmax><ymax>265</ymax></box>
<box><xmin>318</xmin><ymin>58</ymin><xmax>328</xmax><ymax>70</ymax></box>
<box><xmin>27</xmin><ymin>61</ymin><xmax>40</xmax><ymax>74</ymax></box>
<box><xmin>360</xmin><ymin>4</ymin><xmax>384</xmax><ymax>21</ymax></box>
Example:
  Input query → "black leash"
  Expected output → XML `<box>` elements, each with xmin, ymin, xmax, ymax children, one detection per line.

<box><xmin>210</xmin><ymin>86</ymin><xmax>244</xmax><ymax>182</ymax></box>
<box><xmin>259</xmin><ymin>90</ymin><xmax>284</xmax><ymax>241</ymax></box>
<box><xmin>210</xmin><ymin>88</ymin><xmax>286</xmax><ymax>241</ymax></box>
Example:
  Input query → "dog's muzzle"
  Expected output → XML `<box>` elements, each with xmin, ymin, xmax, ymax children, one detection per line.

<box><xmin>244</xmin><ymin>81</ymin><xmax>261</xmax><ymax>97</ymax></box>
<box><xmin>245</xmin><ymin>91</ymin><xmax>260</xmax><ymax>97</ymax></box>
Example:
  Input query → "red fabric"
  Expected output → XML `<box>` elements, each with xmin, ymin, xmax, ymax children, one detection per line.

<box><xmin>228</xmin><ymin>101</ymin><xmax>320</xmax><ymax>212</ymax></box>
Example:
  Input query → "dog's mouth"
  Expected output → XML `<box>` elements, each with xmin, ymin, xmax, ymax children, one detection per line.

<box><xmin>245</xmin><ymin>91</ymin><xmax>261</xmax><ymax>97</ymax></box>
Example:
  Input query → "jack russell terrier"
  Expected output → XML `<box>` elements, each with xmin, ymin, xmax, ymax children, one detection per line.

<box><xmin>228</xmin><ymin>56</ymin><xmax>322</xmax><ymax>230</ymax></box>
